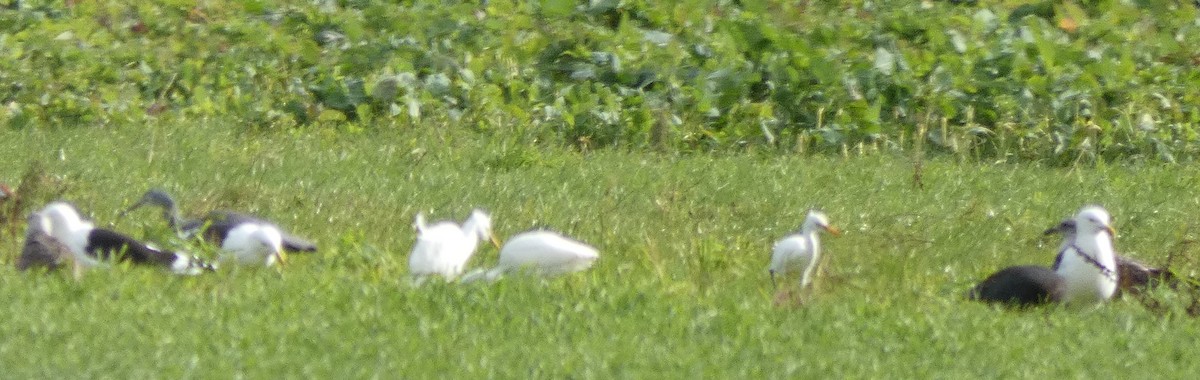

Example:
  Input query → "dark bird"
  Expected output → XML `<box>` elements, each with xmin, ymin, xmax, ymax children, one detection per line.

<box><xmin>122</xmin><ymin>189</ymin><xmax>317</xmax><ymax>253</ymax></box>
<box><xmin>970</xmin><ymin>206</ymin><xmax>1121</xmax><ymax>306</ymax></box>
<box><xmin>968</xmin><ymin>265</ymin><xmax>1064</xmax><ymax>306</ymax></box>
<box><xmin>17</xmin><ymin>211</ymin><xmax>72</xmax><ymax>271</ymax></box>
<box><xmin>40</xmin><ymin>202</ymin><xmax>216</xmax><ymax>276</ymax></box>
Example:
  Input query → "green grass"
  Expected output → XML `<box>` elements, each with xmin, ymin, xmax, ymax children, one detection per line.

<box><xmin>2</xmin><ymin>122</ymin><xmax>1200</xmax><ymax>377</ymax></box>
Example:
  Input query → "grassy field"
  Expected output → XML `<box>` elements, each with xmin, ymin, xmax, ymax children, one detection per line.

<box><xmin>2</xmin><ymin>122</ymin><xmax>1200</xmax><ymax>377</ymax></box>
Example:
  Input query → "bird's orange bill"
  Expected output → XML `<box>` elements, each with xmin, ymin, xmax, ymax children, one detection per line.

<box><xmin>489</xmin><ymin>234</ymin><xmax>502</xmax><ymax>249</ymax></box>
<box><xmin>1105</xmin><ymin>225</ymin><xmax>1116</xmax><ymax>237</ymax></box>
<box><xmin>825</xmin><ymin>226</ymin><xmax>843</xmax><ymax>236</ymax></box>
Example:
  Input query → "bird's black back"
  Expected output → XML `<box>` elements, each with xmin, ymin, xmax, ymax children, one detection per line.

<box><xmin>86</xmin><ymin>228</ymin><xmax>180</xmax><ymax>267</ymax></box>
<box><xmin>189</xmin><ymin>210</ymin><xmax>317</xmax><ymax>252</ymax></box>
<box><xmin>969</xmin><ymin>265</ymin><xmax>1064</xmax><ymax>306</ymax></box>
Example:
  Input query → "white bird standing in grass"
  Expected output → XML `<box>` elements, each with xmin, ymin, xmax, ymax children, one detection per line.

<box><xmin>1054</xmin><ymin>205</ymin><xmax>1119</xmax><ymax>304</ymax></box>
<box><xmin>408</xmin><ymin>209</ymin><xmax>500</xmax><ymax>280</ymax></box>
<box><xmin>220</xmin><ymin>224</ymin><xmax>287</xmax><ymax>267</ymax></box>
<box><xmin>769</xmin><ymin>210</ymin><xmax>841</xmax><ymax>288</ymax></box>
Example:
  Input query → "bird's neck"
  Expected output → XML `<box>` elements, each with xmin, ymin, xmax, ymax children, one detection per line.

<box><xmin>461</xmin><ymin>219</ymin><xmax>485</xmax><ymax>243</ymax></box>
<box><xmin>159</xmin><ymin>205</ymin><xmax>186</xmax><ymax>232</ymax></box>
<box><xmin>1078</xmin><ymin>232</ymin><xmax>1116</xmax><ymax>268</ymax></box>
<box><xmin>1058</xmin><ymin>232</ymin><xmax>1117</xmax><ymax>283</ymax></box>
<box><xmin>806</xmin><ymin>231</ymin><xmax>822</xmax><ymax>254</ymax></box>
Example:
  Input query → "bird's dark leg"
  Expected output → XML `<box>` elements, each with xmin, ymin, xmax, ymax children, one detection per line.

<box><xmin>770</xmin><ymin>270</ymin><xmax>778</xmax><ymax>289</ymax></box>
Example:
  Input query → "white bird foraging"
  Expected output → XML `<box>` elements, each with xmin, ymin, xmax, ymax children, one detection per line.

<box><xmin>768</xmin><ymin>210</ymin><xmax>842</xmax><ymax>288</ymax></box>
<box><xmin>463</xmin><ymin>230</ymin><xmax>599</xmax><ymax>282</ymax></box>
<box><xmin>221</xmin><ymin>223</ymin><xmax>287</xmax><ymax>267</ymax></box>
<box><xmin>1053</xmin><ymin>205</ymin><xmax>1119</xmax><ymax>304</ymax></box>
<box><xmin>408</xmin><ymin>209</ymin><xmax>500</xmax><ymax>280</ymax></box>
<box><xmin>499</xmin><ymin>230</ymin><xmax>599</xmax><ymax>276</ymax></box>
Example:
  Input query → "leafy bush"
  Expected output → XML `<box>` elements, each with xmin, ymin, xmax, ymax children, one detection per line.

<box><xmin>2</xmin><ymin>0</ymin><xmax>1199</xmax><ymax>162</ymax></box>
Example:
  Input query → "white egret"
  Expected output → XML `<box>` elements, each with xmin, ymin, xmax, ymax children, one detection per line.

<box><xmin>122</xmin><ymin>189</ymin><xmax>317</xmax><ymax>253</ymax></box>
<box><xmin>768</xmin><ymin>210</ymin><xmax>841</xmax><ymax>288</ymax></box>
<box><xmin>464</xmin><ymin>230</ymin><xmax>599</xmax><ymax>282</ymax></box>
<box><xmin>408</xmin><ymin>209</ymin><xmax>499</xmax><ymax>280</ymax></box>
<box><xmin>220</xmin><ymin>223</ymin><xmax>287</xmax><ymax>267</ymax></box>
<box><xmin>40</xmin><ymin>202</ymin><xmax>215</xmax><ymax>276</ymax></box>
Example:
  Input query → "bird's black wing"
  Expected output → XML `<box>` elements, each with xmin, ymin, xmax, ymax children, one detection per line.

<box><xmin>279</xmin><ymin>230</ymin><xmax>317</xmax><ymax>252</ymax></box>
<box><xmin>86</xmin><ymin>228</ymin><xmax>180</xmax><ymax>267</ymax></box>
<box><xmin>969</xmin><ymin>265</ymin><xmax>1064</xmax><ymax>306</ymax></box>
<box><xmin>199</xmin><ymin>210</ymin><xmax>317</xmax><ymax>253</ymax></box>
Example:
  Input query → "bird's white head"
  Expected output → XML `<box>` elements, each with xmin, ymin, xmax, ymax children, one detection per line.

<box><xmin>803</xmin><ymin>210</ymin><xmax>841</xmax><ymax>236</ymax></box>
<box><xmin>467</xmin><ymin>209</ymin><xmax>501</xmax><ymax>248</ymax></box>
<box><xmin>1074</xmin><ymin>205</ymin><xmax>1115</xmax><ymax>237</ymax></box>
<box><xmin>254</xmin><ymin>226</ymin><xmax>287</xmax><ymax>266</ymax></box>
<box><xmin>40</xmin><ymin>202</ymin><xmax>86</xmax><ymax>236</ymax></box>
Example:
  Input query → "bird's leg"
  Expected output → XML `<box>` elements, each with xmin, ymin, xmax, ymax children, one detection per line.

<box><xmin>769</xmin><ymin>270</ymin><xmax>778</xmax><ymax>289</ymax></box>
<box><xmin>71</xmin><ymin>260</ymin><xmax>83</xmax><ymax>282</ymax></box>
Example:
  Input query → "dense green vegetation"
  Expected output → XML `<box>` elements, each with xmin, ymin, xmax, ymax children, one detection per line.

<box><xmin>4</xmin><ymin>1</ymin><xmax>1200</xmax><ymax>377</ymax></box>
<box><xmin>3</xmin><ymin>1</ymin><xmax>1200</xmax><ymax>161</ymax></box>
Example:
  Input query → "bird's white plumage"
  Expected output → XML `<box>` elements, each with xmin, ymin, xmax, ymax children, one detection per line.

<box><xmin>491</xmin><ymin>230</ymin><xmax>599</xmax><ymax>277</ymax></box>
<box><xmin>40</xmin><ymin>202</ymin><xmax>101</xmax><ymax>268</ymax></box>
<box><xmin>1054</xmin><ymin>206</ymin><xmax>1118</xmax><ymax>304</ymax></box>
<box><xmin>221</xmin><ymin>223</ymin><xmax>286</xmax><ymax>267</ymax></box>
<box><xmin>768</xmin><ymin>210</ymin><xmax>839</xmax><ymax>288</ymax></box>
<box><xmin>408</xmin><ymin>210</ymin><xmax>496</xmax><ymax>279</ymax></box>
<box><xmin>770</xmin><ymin>235</ymin><xmax>817</xmax><ymax>285</ymax></box>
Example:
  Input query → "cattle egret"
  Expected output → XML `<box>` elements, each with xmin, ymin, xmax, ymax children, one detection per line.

<box><xmin>768</xmin><ymin>210</ymin><xmax>841</xmax><ymax>288</ymax></box>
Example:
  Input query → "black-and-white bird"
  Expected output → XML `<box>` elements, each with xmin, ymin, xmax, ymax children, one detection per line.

<box><xmin>1054</xmin><ymin>206</ymin><xmax>1119</xmax><ymax>304</ymax></box>
<box><xmin>122</xmin><ymin>189</ymin><xmax>317</xmax><ymax>253</ymax></box>
<box><xmin>1047</xmin><ymin>219</ymin><xmax>1174</xmax><ymax>296</ymax></box>
<box><xmin>40</xmin><ymin>202</ymin><xmax>215</xmax><ymax>276</ymax></box>
<box><xmin>17</xmin><ymin>211</ymin><xmax>72</xmax><ymax>271</ymax></box>
<box><xmin>969</xmin><ymin>206</ymin><xmax>1119</xmax><ymax>307</ymax></box>
<box><xmin>220</xmin><ymin>223</ymin><xmax>287</xmax><ymax>267</ymax></box>
<box><xmin>768</xmin><ymin>210</ymin><xmax>841</xmax><ymax>288</ymax></box>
